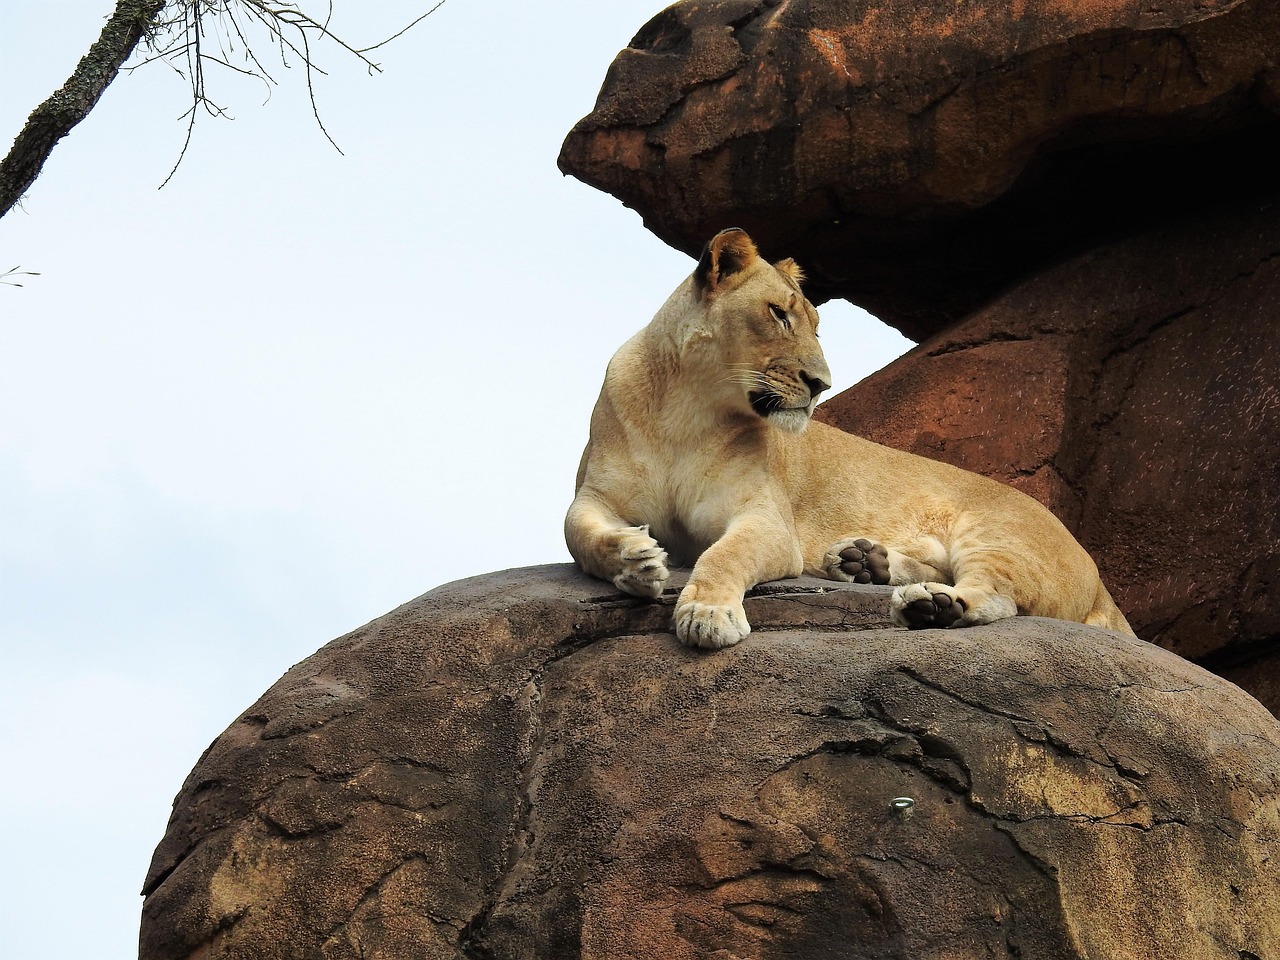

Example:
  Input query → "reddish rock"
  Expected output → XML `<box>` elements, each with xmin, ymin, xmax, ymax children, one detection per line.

<box><xmin>816</xmin><ymin>196</ymin><xmax>1280</xmax><ymax>712</ymax></box>
<box><xmin>559</xmin><ymin>0</ymin><xmax>1280</xmax><ymax>335</ymax></box>
<box><xmin>139</xmin><ymin>566</ymin><xmax>1280</xmax><ymax>959</ymax></box>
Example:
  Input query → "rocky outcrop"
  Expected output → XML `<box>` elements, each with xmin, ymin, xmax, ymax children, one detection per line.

<box><xmin>559</xmin><ymin>0</ymin><xmax>1280</xmax><ymax>336</ymax></box>
<box><xmin>815</xmin><ymin>196</ymin><xmax>1280</xmax><ymax>706</ymax></box>
<box><xmin>558</xmin><ymin>0</ymin><xmax>1280</xmax><ymax>712</ymax></box>
<box><xmin>139</xmin><ymin>565</ymin><xmax>1280</xmax><ymax>959</ymax></box>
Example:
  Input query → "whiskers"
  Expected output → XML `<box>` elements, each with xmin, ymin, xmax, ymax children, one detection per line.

<box><xmin>721</xmin><ymin>364</ymin><xmax>772</xmax><ymax>392</ymax></box>
<box><xmin>720</xmin><ymin>362</ymin><xmax>811</xmax><ymax>431</ymax></box>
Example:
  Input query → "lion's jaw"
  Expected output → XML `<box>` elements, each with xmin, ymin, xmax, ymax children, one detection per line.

<box><xmin>736</xmin><ymin>343</ymin><xmax>832</xmax><ymax>434</ymax></box>
<box><xmin>746</xmin><ymin>387</ymin><xmax>818</xmax><ymax>434</ymax></box>
<box><xmin>762</xmin><ymin>405</ymin><xmax>815</xmax><ymax>434</ymax></box>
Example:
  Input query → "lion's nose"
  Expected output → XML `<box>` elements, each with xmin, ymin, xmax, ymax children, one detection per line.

<box><xmin>801</xmin><ymin>371</ymin><xmax>831</xmax><ymax>399</ymax></box>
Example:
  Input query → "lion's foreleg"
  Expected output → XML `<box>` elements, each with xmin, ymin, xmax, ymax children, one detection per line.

<box><xmin>676</xmin><ymin>511</ymin><xmax>802</xmax><ymax>650</ymax></box>
<box><xmin>565</xmin><ymin>494</ymin><xmax>670</xmax><ymax>599</ymax></box>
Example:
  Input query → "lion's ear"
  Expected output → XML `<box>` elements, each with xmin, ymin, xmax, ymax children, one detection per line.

<box><xmin>773</xmin><ymin>257</ymin><xmax>806</xmax><ymax>286</ymax></box>
<box><xmin>695</xmin><ymin>228</ymin><xmax>759</xmax><ymax>294</ymax></box>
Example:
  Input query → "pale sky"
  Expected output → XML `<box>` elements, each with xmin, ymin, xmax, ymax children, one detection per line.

<box><xmin>0</xmin><ymin>2</ymin><xmax>910</xmax><ymax>956</ymax></box>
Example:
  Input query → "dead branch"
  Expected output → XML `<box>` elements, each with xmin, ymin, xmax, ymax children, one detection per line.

<box><xmin>0</xmin><ymin>0</ymin><xmax>168</xmax><ymax>219</ymax></box>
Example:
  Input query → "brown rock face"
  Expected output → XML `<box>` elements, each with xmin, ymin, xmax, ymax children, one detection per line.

<box><xmin>815</xmin><ymin>196</ymin><xmax>1280</xmax><ymax>710</ymax></box>
<box><xmin>140</xmin><ymin>566</ymin><xmax>1280</xmax><ymax>959</ymax></box>
<box><xmin>559</xmin><ymin>0</ymin><xmax>1280</xmax><ymax>336</ymax></box>
<box><xmin>560</xmin><ymin>0</ymin><xmax>1280</xmax><ymax>712</ymax></box>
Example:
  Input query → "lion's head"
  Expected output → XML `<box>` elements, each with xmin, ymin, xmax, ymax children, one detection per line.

<box><xmin>685</xmin><ymin>228</ymin><xmax>832</xmax><ymax>434</ymax></box>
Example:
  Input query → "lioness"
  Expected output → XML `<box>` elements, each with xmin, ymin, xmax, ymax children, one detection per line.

<box><xmin>565</xmin><ymin>228</ymin><xmax>1133</xmax><ymax>649</ymax></box>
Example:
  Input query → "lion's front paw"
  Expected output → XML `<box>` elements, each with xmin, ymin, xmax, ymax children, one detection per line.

<box><xmin>891</xmin><ymin>583</ymin><xmax>968</xmax><ymax>629</ymax></box>
<box><xmin>823</xmin><ymin>538</ymin><xmax>891</xmax><ymax>585</ymax></box>
<box><xmin>611</xmin><ymin>526</ymin><xmax>670</xmax><ymax>599</ymax></box>
<box><xmin>674</xmin><ymin>596</ymin><xmax>750</xmax><ymax>650</ymax></box>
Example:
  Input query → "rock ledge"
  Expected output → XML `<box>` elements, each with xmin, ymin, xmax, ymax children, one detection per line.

<box><xmin>140</xmin><ymin>565</ymin><xmax>1280</xmax><ymax>959</ymax></box>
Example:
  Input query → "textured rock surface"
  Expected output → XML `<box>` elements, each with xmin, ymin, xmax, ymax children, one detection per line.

<box><xmin>140</xmin><ymin>565</ymin><xmax>1280</xmax><ymax>959</ymax></box>
<box><xmin>559</xmin><ymin>0</ymin><xmax>1280</xmax><ymax>336</ymax></box>
<box><xmin>815</xmin><ymin>196</ymin><xmax>1280</xmax><ymax>713</ymax></box>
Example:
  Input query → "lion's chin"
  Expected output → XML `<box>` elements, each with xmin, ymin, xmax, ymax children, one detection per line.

<box><xmin>767</xmin><ymin>408</ymin><xmax>812</xmax><ymax>434</ymax></box>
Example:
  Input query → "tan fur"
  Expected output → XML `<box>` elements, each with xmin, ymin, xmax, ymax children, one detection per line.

<box><xmin>565</xmin><ymin>229</ymin><xmax>1134</xmax><ymax>649</ymax></box>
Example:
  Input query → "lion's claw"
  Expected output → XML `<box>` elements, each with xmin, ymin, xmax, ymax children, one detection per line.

<box><xmin>675</xmin><ymin>600</ymin><xmax>750</xmax><ymax>649</ymax></box>
<box><xmin>612</xmin><ymin>527</ymin><xmax>670</xmax><ymax>598</ymax></box>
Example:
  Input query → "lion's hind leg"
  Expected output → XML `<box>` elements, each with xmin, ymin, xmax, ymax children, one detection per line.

<box><xmin>822</xmin><ymin>538</ymin><xmax>891</xmax><ymax>584</ymax></box>
<box><xmin>820</xmin><ymin>534</ymin><xmax>949</xmax><ymax>587</ymax></box>
<box><xmin>890</xmin><ymin>581</ymin><xmax>1017</xmax><ymax>629</ymax></box>
<box><xmin>889</xmin><ymin>532</ymin><xmax>1022</xmax><ymax>629</ymax></box>
<box><xmin>821</xmin><ymin>533</ymin><xmax>1020</xmax><ymax>629</ymax></box>
<box><xmin>1085</xmin><ymin>582</ymin><xmax>1137</xmax><ymax>636</ymax></box>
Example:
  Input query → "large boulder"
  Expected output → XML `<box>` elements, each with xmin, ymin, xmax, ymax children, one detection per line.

<box><xmin>140</xmin><ymin>566</ymin><xmax>1280</xmax><ymax>959</ymax></box>
<box><xmin>559</xmin><ymin>0</ymin><xmax>1280</xmax><ymax>336</ymax></box>
<box><xmin>558</xmin><ymin>0</ymin><xmax>1280</xmax><ymax>714</ymax></box>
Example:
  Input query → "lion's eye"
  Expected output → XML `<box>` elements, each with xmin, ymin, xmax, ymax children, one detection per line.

<box><xmin>769</xmin><ymin>303</ymin><xmax>791</xmax><ymax>329</ymax></box>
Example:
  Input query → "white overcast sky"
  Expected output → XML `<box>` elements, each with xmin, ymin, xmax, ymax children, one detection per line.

<box><xmin>0</xmin><ymin>2</ymin><xmax>910</xmax><ymax>956</ymax></box>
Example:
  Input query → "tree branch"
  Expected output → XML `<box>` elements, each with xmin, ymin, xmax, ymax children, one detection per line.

<box><xmin>1</xmin><ymin>0</ymin><xmax>446</xmax><ymax>219</ymax></box>
<box><xmin>0</xmin><ymin>0</ymin><xmax>167</xmax><ymax>219</ymax></box>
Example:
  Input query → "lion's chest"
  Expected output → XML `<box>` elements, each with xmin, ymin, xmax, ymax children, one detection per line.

<box><xmin>635</xmin><ymin>450</ymin><xmax>773</xmax><ymax>567</ymax></box>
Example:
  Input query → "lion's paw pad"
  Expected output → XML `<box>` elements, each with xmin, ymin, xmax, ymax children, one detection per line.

<box><xmin>823</xmin><ymin>538</ymin><xmax>891</xmax><ymax>585</ymax></box>
<box><xmin>675</xmin><ymin>601</ymin><xmax>750</xmax><ymax>650</ymax></box>
<box><xmin>892</xmin><ymin>583</ymin><xmax>967</xmax><ymax>629</ymax></box>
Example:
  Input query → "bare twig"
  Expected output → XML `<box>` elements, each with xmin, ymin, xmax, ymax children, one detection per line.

<box><xmin>359</xmin><ymin>0</ymin><xmax>450</xmax><ymax>55</ymax></box>
<box><xmin>1</xmin><ymin>266</ymin><xmax>42</xmax><ymax>287</ymax></box>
